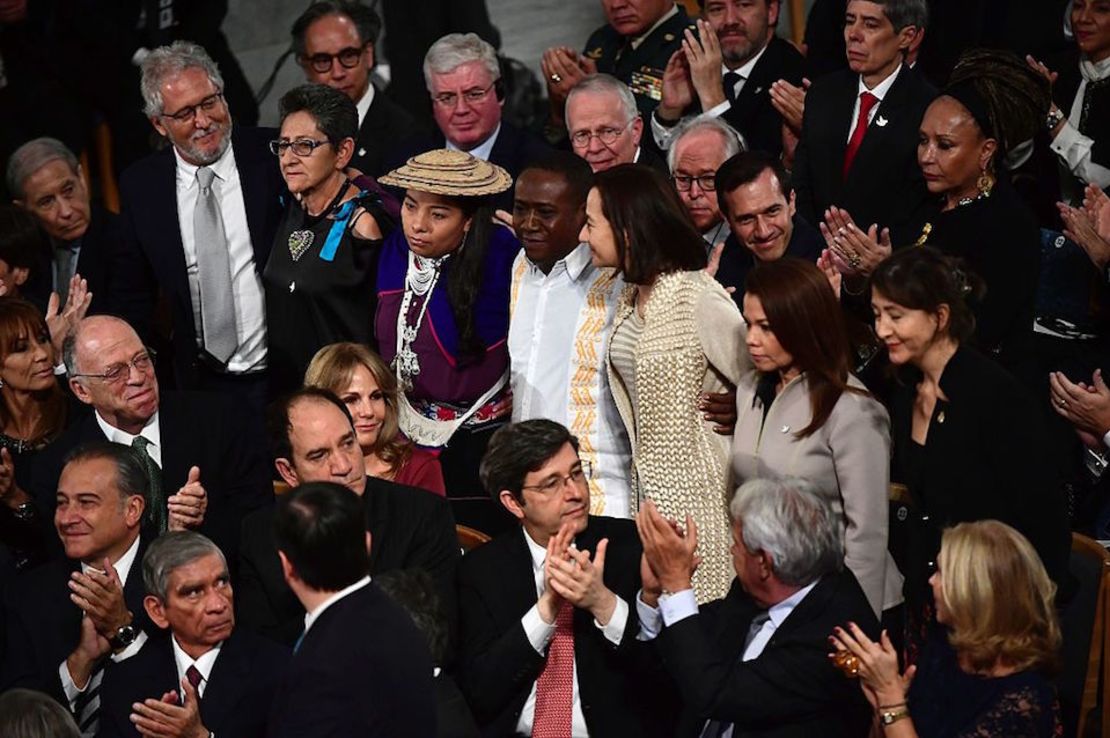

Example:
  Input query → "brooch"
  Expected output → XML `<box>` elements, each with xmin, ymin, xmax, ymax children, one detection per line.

<box><xmin>289</xmin><ymin>230</ymin><xmax>314</xmax><ymax>262</ymax></box>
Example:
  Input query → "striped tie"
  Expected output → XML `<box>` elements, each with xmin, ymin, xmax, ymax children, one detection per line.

<box><xmin>73</xmin><ymin>660</ymin><xmax>105</xmax><ymax>737</ymax></box>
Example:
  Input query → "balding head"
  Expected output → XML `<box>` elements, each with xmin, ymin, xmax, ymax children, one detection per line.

<box><xmin>66</xmin><ymin>316</ymin><xmax>159</xmax><ymax>434</ymax></box>
<box><xmin>269</xmin><ymin>388</ymin><xmax>367</xmax><ymax>496</ymax></box>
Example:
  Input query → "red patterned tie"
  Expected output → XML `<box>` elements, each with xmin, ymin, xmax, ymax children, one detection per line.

<box><xmin>532</xmin><ymin>600</ymin><xmax>575</xmax><ymax>738</ymax></box>
<box><xmin>842</xmin><ymin>91</ymin><xmax>879</xmax><ymax>180</ymax></box>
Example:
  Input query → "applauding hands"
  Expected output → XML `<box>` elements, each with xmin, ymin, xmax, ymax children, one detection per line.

<box><xmin>540</xmin><ymin>521</ymin><xmax>618</xmax><ymax>626</ymax></box>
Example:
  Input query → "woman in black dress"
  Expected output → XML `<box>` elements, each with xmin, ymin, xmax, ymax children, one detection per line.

<box><xmin>264</xmin><ymin>83</ymin><xmax>393</xmax><ymax>393</ymax></box>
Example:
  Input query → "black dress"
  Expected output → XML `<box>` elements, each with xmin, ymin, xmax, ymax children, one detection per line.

<box><xmin>913</xmin><ymin>180</ymin><xmax>1041</xmax><ymax>369</ymax></box>
<box><xmin>908</xmin><ymin>624</ymin><xmax>1061</xmax><ymax>737</ymax></box>
<box><xmin>264</xmin><ymin>187</ymin><xmax>393</xmax><ymax>394</ymax></box>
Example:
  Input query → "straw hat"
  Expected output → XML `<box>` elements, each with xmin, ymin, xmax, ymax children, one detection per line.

<box><xmin>379</xmin><ymin>149</ymin><xmax>512</xmax><ymax>197</ymax></box>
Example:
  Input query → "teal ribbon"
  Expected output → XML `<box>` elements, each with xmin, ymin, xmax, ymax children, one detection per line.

<box><xmin>319</xmin><ymin>194</ymin><xmax>365</xmax><ymax>262</ymax></box>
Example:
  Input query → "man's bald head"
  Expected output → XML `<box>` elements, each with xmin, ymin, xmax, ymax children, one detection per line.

<box><xmin>65</xmin><ymin>316</ymin><xmax>160</xmax><ymax>434</ymax></box>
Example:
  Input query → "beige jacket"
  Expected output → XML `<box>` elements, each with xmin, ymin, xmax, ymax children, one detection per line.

<box><xmin>731</xmin><ymin>371</ymin><xmax>903</xmax><ymax>615</ymax></box>
<box><xmin>607</xmin><ymin>270</ymin><xmax>750</xmax><ymax>603</ymax></box>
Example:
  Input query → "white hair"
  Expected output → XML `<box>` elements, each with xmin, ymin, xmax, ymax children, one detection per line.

<box><xmin>729</xmin><ymin>478</ymin><xmax>844</xmax><ymax>586</ymax></box>
<box><xmin>6</xmin><ymin>137</ymin><xmax>80</xmax><ymax>200</ymax></box>
<box><xmin>566</xmin><ymin>74</ymin><xmax>638</xmax><ymax>125</ymax></box>
<box><xmin>423</xmin><ymin>33</ymin><xmax>500</xmax><ymax>90</ymax></box>
<box><xmin>666</xmin><ymin>114</ymin><xmax>746</xmax><ymax>172</ymax></box>
<box><xmin>140</xmin><ymin>41</ymin><xmax>225</xmax><ymax>118</ymax></box>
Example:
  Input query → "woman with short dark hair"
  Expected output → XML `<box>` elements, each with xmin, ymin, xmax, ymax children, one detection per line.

<box><xmin>582</xmin><ymin>163</ymin><xmax>749</xmax><ymax>603</ymax></box>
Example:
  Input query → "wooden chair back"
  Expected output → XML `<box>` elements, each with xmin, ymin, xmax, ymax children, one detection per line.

<box><xmin>457</xmin><ymin>524</ymin><xmax>491</xmax><ymax>554</ymax></box>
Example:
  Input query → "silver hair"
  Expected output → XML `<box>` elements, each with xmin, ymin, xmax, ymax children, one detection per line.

<box><xmin>0</xmin><ymin>689</ymin><xmax>80</xmax><ymax>738</ymax></box>
<box><xmin>6</xmin><ymin>138</ymin><xmax>80</xmax><ymax>200</ymax></box>
<box><xmin>422</xmin><ymin>33</ymin><xmax>501</xmax><ymax>90</ymax></box>
<box><xmin>140</xmin><ymin>41</ymin><xmax>225</xmax><ymax>118</ymax></box>
<box><xmin>142</xmin><ymin>531</ymin><xmax>227</xmax><ymax>601</ymax></box>
<box><xmin>566</xmin><ymin>74</ymin><xmax>638</xmax><ymax>125</ymax></box>
<box><xmin>666</xmin><ymin>114</ymin><xmax>746</xmax><ymax>173</ymax></box>
<box><xmin>728</xmin><ymin>478</ymin><xmax>844</xmax><ymax>586</ymax></box>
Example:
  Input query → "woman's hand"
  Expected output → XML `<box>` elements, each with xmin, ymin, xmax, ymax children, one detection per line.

<box><xmin>817</xmin><ymin>249</ymin><xmax>843</xmax><ymax>299</ymax></box>
<box><xmin>830</xmin><ymin>624</ymin><xmax>915</xmax><ymax>709</ymax></box>
<box><xmin>1082</xmin><ymin>183</ymin><xmax>1110</xmax><ymax>242</ymax></box>
<box><xmin>819</xmin><ymin>207</ymin><xmax>891</xmax><ymax>277</ymax></box>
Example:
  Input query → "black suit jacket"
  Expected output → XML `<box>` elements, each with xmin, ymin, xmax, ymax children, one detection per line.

<box><xmin>24</xmin><ymin>204</ymin><xmax>118</xmax><ymax>317</ymax></box>
<box><xmin>0</xmin><ymin>537</ymin><xmax>150</xmax><ymax>701</ymax></box>
<box><xmin>792</xmin><ymin>65</ymin><xmax>934</xmax><ymax>245</ymax></box>
<box><xmin>353</xmin><ymin>87</ymin><xmax>424</xmax><ymax>179</ymax></box>
<box><xmin>267</xmin><ymin>582</ymin><xmax>436</xmax><ymax>738</ymax></box>
<box><xmin>97</xmin><ymin>628</ymin><xmax>289</xmax><ymax>738</ymax></box>
<box><xmin>659</xmin><ymin>571</ymin><xmax>877</xmax><ymax>738</ymax></box>
<box><xmin>388</xmin><ymin>122</ymin><xmax>552</xmax><ymax>210</ymax></box>
<box><xmin>457</xmin><ymin>516</ymin><xmax>673</xmax><ymax>737</ymax></box>
<box><xmin>237</xmin><ymin>476</ymin><xmax>459</xmax><ymax>646</ymax></box>
<box><xmin>111</xmin><ymin>127</ymin><xmax>285</xmax><ymax>388</ymax></box>
<box><xmin>29</xmin><ymin>391</ymin><xmax>273</xmax><ymax>562</ymax></box>
<box><xmin>720</xmin><ymin>37</ymin><xmax>805</xmax><ymax>157</ymax></box>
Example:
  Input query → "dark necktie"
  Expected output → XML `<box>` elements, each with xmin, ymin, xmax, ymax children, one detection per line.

<box><xmin>842</xmin><ymin>91</ymin><xmax>880</xmax><ymax>180</ymax></box>
<box><xmin>723</xmin><ymin>71</ymin><xmax>743</xmax><ymax>105</ymax></box>
<box><xmin>73</xmin><ymin>657</ymin><xmax>106</xmax><ymax>736</ymax></box>
<box><xmin>186</xmin><ymin>665</ymin><xmax>203</xmax><ymax>699</ymax></box>
<box><xmin>131</xmin><ymin>436</ymin><xmax>165</xmax><ymax>533</ymax></box>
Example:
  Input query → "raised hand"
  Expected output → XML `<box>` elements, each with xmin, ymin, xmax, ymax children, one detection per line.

<box><xmin>830</xmin><ymin>625</ymin><xmax>915</xmax><ymax>711</ymax></box>
<box><xmin>1059</xmin><ymin>200</ymin><xmax>1110</xmax><ymax>270</ymax></box>
<box><xmin>769</xmin><ymin>78</ymin><xmax>810</xmax><ymax>133</ymax></box>
<box><xmin>684</xmin><ymin>19</ymin><xmax>726</xmax><ymax>110</ymax></box>
<box><xmin>69</xmin><ymin>558</ymin><xmax>131</xmax><ymax>636</ymax></box>
<box><xmin>168</xmin><ymin>466</ymin><xmax>207</xmax><ymax>531</ymax></box>
<box><xmin>819</xmin><ymin>207</ymin><xmax>891</xmax><ymax>276</ymax></box>
<box><xmin>46</xmin><ymin>274</ymin><xmax>92</xmax><ymax>357</ymax></box>
<box><xmin>817</xmin><ymin>249</ymin><xmax>843</xmax><ymax>298</ymax></box>
<box><xmin>659</xmin><ymin>49</ymin><xmax>694</xmax><ymax>122</ymax></box>
<box><xmin>636</xmin><ymin>499</ymin><xmax>698</xmax><ymax>593</ymax></box>
<box><xmin>1050</xmin><ymin>369</ymin><xmax>1110</xmax><ymax>444</ymax></box>
<box><xmin>537</xmin><ymin>522</ymin><xmax>574</xmax><ymax>623</ymax></box>
<box><xmin>699</xmin><ymin>389</ymin><xmax>737</xmax><ymax>435</ymax></box>
<box><xmin>65</xmin><ymin>613</ymin><xmax>111</xmax><ymax>689</ymax></box>
<box><xmin>1082</xmin><ymin>183</ymin><xmax>1110</xmax><ymax>242</ymax></box>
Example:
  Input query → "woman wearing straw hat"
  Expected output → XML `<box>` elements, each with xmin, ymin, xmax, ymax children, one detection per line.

<box><xmin>264</xmin><ymin>83</ymin><xmax>395</xmax><ymax>394</ymax></box>
<box><xmin>377</xmin><ymin>149</ymin><xmax>518</xmax><ymax>532</ymax></box>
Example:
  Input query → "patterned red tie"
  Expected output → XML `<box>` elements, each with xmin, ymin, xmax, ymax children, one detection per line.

<box><xmin>842</xmin><ymin>91</ymin><xmax>880</xmax><ymax>180</ymax></box>
<box><xmin>186</xmin><ymin>665</ymin><xmax>203</xmax><ymax>698</ymax></box>
<box><xmin>532</xmin><ymin>600</ymin><xmax>575</xmax><ymax>738</ymax></box>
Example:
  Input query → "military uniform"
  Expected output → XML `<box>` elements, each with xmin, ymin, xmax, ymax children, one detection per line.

<box><xmin>582</xmin><ymin>5</ymin><xmax>694</xmax><ymax>119</ymax></box>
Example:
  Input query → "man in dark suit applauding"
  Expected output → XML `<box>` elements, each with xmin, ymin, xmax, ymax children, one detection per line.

<box><xmin>457</xmin><ymin>419</ymin><xmax>672</xmax><ymax>737</ymax></box>
<box><xmin>636</xmin><ymin>477</ymin><xmax>878</xmax><ymax>738</ymax></box>
<box><xmin>98</xmin><ymin>531</ymin><xmax>289</xmax><ymax>738</ymax></box>
<box><xmin>268</xmin><ymin>482</ymin><xmax>436</xmax><ymax>737</ymax></box>
<box><xmin>791</xmin><ymin>0</ymin><xmax>932</xmax><ymax>246</ymax></box>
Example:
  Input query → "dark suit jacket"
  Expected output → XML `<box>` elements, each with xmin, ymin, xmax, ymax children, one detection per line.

<box><xmin>29</xmin><ymin>391</ymin><xmax>273</xmax><ymax>562</ymax></box>
<box><xmin>111</xmin><ymin>127</ymin><xmax>285</xmax><ymax>388</ymax></box>
<box><xmin>658</xmin><ymin>571</ymin><xmax>877</xmax><ymax>738</ymax></box>
<box><xmin>720</xmin><ymin>37</ymin><xmax>805</xmax><ymax>157</ymax></box>
<box><xmin>25</xmin><ymin>203</ymin><xmax>119</xmax><ymax>316</ymax></box>
<box><xmin>0</xmin><ymin>536</ymin><xmax>150</xmax><ymax>701</ymax></box>
<box><xmin>792</xmin><ymin>65</ymin><xmax>934</xmax><ymax>246</ymax></box>
<box><xmin>97</xmin><ymin>628</ymin><xmax>289</xmax><ymax>738</ymax></box>
<box><xmin>267</xmin><ymin>582</ymin><xmax>436</xmax><ymax>738</ymax></box>
<box><xmin>457</xmin><ymin>516</ymin><xmax>672</xmax><ymax>737</ymax></box>
<box><xmin>388</xmin><ymin>121</ymin><xmax>552</xmax><ymax>210</ymax></box>
<box><xmin>353</xmin><ymin>87</ymin><xmax>423</xmax><ymax>179</ymax></box>
<box><xmin>237</xmin><ymin>476</ymin><xmax>459</xmax><ymax>646</ymax></box>
<box><xmin>435</xmin><ymin>672</ymin><xmax>480</xmax><ymax>738</ymax></box>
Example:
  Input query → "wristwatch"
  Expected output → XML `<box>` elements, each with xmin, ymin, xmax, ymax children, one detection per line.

<box><xmin>108</xmin><ymin>622</ymin><xmax>138</xmax><ymax>651</ymax></box>
<box><xmin>1046</xmin><ymin>107</ymin><xmax>1066</xmax><ymax>131</ymax></box>
<box><xmin>879</xmin><ymin>706</ymin><xmax>910</xmax><ymax>727</ymax></box>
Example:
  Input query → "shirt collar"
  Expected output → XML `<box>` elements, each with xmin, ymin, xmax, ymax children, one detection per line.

<box><xmin>446</xmin><ymin>123</ymin><xmax>501</xmax><ymax>162</ymax></box>
<box><xmin>355</xmin><ymin>83</ymin><xmax>375</xmax><ymax>126</ymax></box>
<box><xmin>95</xmin><ymin>409</ymin><xmax>161</xmax><ymax>450</ymax></box>
<box><xmin>766</xmin><ymin>578</ymin><xmax>819</xmax><ymax>628</ymax></box>
<box><xmin>174</xmin><ymin>138</ymin><xmax>236</xmax><ymax>189</ymax></box>
<box><xmin>81</xmin><ymin>533</ymin><xmax>141</xmax><ymax>587</ymax></box>
<box><xmin>630</xmin><ymin>4</ymin><xmax>678</xmax><ymax>49</ymax></box>
<box><xmin>527</xmin><ymin>242</ymin><xmax>594</xmax><ymax>282</ymax></box>
<box><xmin>171</xmin><ymin>635</ymin><xmax>223</xmax><ymax>686</ymax></box>
<box><xmin>303</xmin><ymin>576</ymin><xmax>372</xmax><ymax>635</ymax></box>
<box><xmin>725</xmin><ymin>41</ymin><xmax>769</xmax><ymax>80</ymax></box>
<box><xmin>857</xmin><ymin>63</ymin><xmax>902</xmax><ymax>101</ymax></box>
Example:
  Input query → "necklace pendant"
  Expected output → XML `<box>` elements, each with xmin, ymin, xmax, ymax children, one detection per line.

<box><xmin>288</xmin><ymin>230</ymin><xmax>314</xmax><ymax>261</ymax></box>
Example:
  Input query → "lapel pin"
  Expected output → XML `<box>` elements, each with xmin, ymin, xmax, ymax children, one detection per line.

<box><xmin>754</xmin><ymin>86</ymin><xmax>763</xmax><ymax>95</ymax></box>
<box><xmin>780</xmin><ymin>425</ymin><xmax>791</xmax><ymax>434</ymax></box>
<box><xmin>937</xmin><ymin>411</ymin><xmax>945</xmax><ymax>424</ymax></box>
<box><xmin>289</xmin><ymin>281</ymin><xmax>296</xmax><ymax>293</ymax></box>
<box><xmin>876</xmin><ymin>116</ymin><xmax>889</xmax><ymax>127</ymax></box>
<box><xmin>358</xmin><ymin>147</ymin><xmax>367</xmax><ymax>157</ymax></box>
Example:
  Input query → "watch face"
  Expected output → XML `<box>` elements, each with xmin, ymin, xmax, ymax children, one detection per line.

<box><xmin>113</xmin><ymin>625</ymin><xmax>137</xmax><ymax>647</ymax></box>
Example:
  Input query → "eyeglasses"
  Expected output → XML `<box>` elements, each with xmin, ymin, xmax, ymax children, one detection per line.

<box><xmin>570</xmin><ymin>120</ymin><xmax>633</xmax><ymax>149</ymax></box>
<box><xmin>72</xmin><ymin>349</ymin><xmax>157</xmax><ymax>384</ymax></box>
<box><xmin>521</xmin><ymin>461</ymin><xmax>592</xmax><ymax>496</ymax></box>
<box><xmin>672</xmin><ymin>173</ymin><xmax>718</xmax><ymax>192</ymax></box>
<box><xmin>269</xmin><ymin>139</ymin><xmax>332</xmax><ymax>157</ymax></box>
<box><xmin>301</xmin><ymin>46</ymin><xmax>366</xmax><ymax>73</ymax></box>
<box><xmin>431</xmin><ymin>83</ymin><xmax>496</xmax><ymax>108</ymax></box>
<box><xmin>161</xmin><ymin>93</ymin><xmax>224</xmax><ymax>124</ymax></box>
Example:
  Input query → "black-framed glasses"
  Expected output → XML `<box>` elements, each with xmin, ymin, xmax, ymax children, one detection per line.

<box><xmin>431</xmin><ymin>83</ymin><xmax>496</xmax><ymax>108</ymax></box>
<box><xmin>72</xmin><ymin>348</ymin><xmax>157</xmax><ymax>384</ymax></box>
<box><xmin>672</xmin><ymin>173</ymin><xmax>718</xmax><ymax>192</ymax></box>
<box><xmin>162</xmin><ymin>93</ymin><xmax>224</xmax><ymax>124</ymax></box>
<box><xmin>269</xmin><ymin>139</ymin><xmax>332</xmax><ymax>157</ymax></box>
<box><xmin>300</xmin><ymin>46</ymin><xmax>366</xmax><ymax>73</ymax></box>
<box><xmin>570</xmin><ymin>119</ymin><xmax>633</xmax><ymax>148</ymax></box>
<box><xmin>521</xmin><ymin>460</ymin><xmax>593</xmax><ymax>496</ymax></box>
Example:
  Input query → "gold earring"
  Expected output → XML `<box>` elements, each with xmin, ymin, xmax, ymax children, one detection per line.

<box><xmin>977</xmin><ymin>168</ymin><xmax>995</xmax><ymax>197</ymax></box>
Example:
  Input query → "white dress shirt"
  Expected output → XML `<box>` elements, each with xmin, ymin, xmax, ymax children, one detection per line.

<box><xmin>509</xmin><ymin>245</ymin><xmax>633</xmax><ymax>518</ymax></box>
<box><xmin>515</xmin><ymin>528</ymin><xmax>629</xmax><ymax>738</ymax></box>
<box><xmin>171</xmin><ymin>636</ymin><xmax>222</xmax><ymax>699</ymax></box>
<box><xmin>446</xmin><ymin>123</ymin><xmax>501</xmax><ymax>162</ymax></box>
<box><xmin>1051</xmin><ymin>55</ymin><xmax>1110</xmax><ymax>193</ymax></box>
<box><xmin>302</xmin><ymin>576</ymin><xmax>372</xmax><ymax>636</ymax></box>
<box><xmin>355</xmin><ymin>82</ymin><xmax>375</xmax><ymax>127</ymax></box>
<box><xmin>173</xmin><ymin>144</ymin><xmax>267</xmax><ymax>373</ymax></box>
<box><xmin>95</xmin><ymin>410</ymin><xmax>162</xmax><ymax>468</ymax></box>
<box><xmin>846</xmin><ymin>64</ymin><xmax>902</xmax><ymax>142</ymax></box>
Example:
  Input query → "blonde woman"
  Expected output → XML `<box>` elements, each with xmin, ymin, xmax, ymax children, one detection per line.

<box><xmin>832</xmin><ymin>520</ymin><xmax>1061</xmax><ymax>737</ymax></box>
<box><xmin>305</xmin><ymin>342</ymin><xmax>444</xmax><ymax>495</ymax></box>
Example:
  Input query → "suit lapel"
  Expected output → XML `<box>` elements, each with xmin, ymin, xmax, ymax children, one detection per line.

<box><xmin>231</xmin><ymin>132</ymin><xmax>272</xmax><ymax>270</ymax></box>
<box><xmin>150</xmin><ymin>150</ymin><xmax>193</xmax><ymax>310</ymax></box>
<box><xmin>829</xmin><ymin>73</ymin><xmax>857</xmax><ymax>168</ymax></box>
<box><xmin>199</xmin><ymin>631</ymin><xmax>251</xmax><ymax>728</ymax></box>
<box><xmin>506</xmin><ymin>530</ymin><xmax>542</xmax><ymax>618</ymax></box>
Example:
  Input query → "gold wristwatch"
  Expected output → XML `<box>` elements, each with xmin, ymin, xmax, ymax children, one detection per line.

<box><xmin>880</xmin><ymin>706</ymin><xmax>910</xmax><ymax>727</ymax></box>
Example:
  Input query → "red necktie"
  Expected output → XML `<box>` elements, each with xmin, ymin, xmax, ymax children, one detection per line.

<box><xmin>532</xmin><ymin>600</ymin><xmax>574</xmax><ymax>738</ymax></box>
<box><xmin>842</xmin><ymin>91</ymin><xmax>879</xmax><ymax>180</ymax></box>
<box><xmin>186</xmin><ymin>665</ymin><xmax>203</xmax><ymax>696</ymax></box>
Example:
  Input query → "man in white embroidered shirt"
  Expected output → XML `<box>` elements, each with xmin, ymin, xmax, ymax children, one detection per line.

<box><xmin>96</xmin><ymin>531</ymin><xmax>289</xmax><ymax>738</ymax></box>
<box><xmin>457</xmin><ymin>420</ymin><xmax>674</xmax><ymax>737</ymax></box>
<box><xmin>636</xmin><ymin>477</ymin><xmax>877</xmax><ymax>738</ymax></box>
<box><xmin>0</xmin><ymin>443</ymin><xmax>152</xmax><ymax>737</ymax></box>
